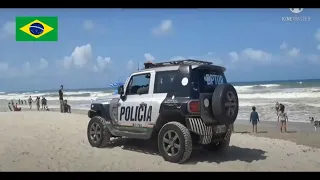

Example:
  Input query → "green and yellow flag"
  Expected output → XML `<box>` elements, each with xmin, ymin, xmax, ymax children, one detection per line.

<box><xmin>16</xmin><ymin>16</ymin><xmax>58</xmax><ymax>42</ymax></box>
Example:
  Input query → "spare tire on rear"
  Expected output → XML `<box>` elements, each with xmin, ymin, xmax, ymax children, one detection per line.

<box><xmin>212</xmin><ymin>83</ymin><xmax>239</xmax><ymax>125</ymax></box>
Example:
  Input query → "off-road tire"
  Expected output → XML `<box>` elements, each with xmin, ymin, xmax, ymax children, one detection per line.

<box><xmin>87</xmin><ymin>116</ymin><xmax>111</xmax><ymax>148</ymax></box>
<box><xmin>158</xmin><ymin>122</ymin><xmax>193</xmax><ymax>164</ymax></box>
<box><xmin>212</xmin><ymin>83</ymin><xmax>239</xmax><ymax>125</ymax></box>
<box><xmin>202</xmin><ymin>134</ymin><xmax>231</xmax><ymax>152</ymax></box>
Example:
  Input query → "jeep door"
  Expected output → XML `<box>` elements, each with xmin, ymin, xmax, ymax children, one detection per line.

<box><xmin>117</xmin><ymin>71</ymin><xmax>155</xmax><ymax>133</ymax></box>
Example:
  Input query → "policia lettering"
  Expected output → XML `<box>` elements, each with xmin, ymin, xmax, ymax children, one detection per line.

<box><xmin>119</xmin><ymin>106</ymin><xmax>152</xmax><ymax>121</ymax></box>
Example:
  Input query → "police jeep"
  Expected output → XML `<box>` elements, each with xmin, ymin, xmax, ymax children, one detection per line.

<box><xmin>87</xmin><ymin>59</ymin><xmax>239</xmax><ymax>164</ymax></box>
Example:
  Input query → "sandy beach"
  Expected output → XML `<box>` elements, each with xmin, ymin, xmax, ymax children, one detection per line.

<box><xmin>0</xmin><ymin>111</ymin><xmax>320</xmax><ymax>171</ymax></box>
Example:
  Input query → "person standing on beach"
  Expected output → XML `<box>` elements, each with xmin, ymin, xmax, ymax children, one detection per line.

<box><xmin>278</xmin><ymin>104</ymin><xmax>288</xmax><ymax>133</ymax></box>
<box><xmin>250</xmin><ymin>106</ymin><xmax>260</xmax><ymax>133</ymax></box>
<box><xmin>59</xmin><ymin>85</ymin><xmax>64</xmax><ymax>113</ymax></box>
<box><xmin>35</xmin><ymin>97</ymin><xmax>40</xmax><ymax>111</ymax></box>
<box><xmin>41</xmin><ymin>96</ymin><xmax>46</xmax><ymax>110</ymax></box>
<box><xmin>28</xmin><ymin>96</ymin><xmax>33</xmax><ymax>109</ymax></box>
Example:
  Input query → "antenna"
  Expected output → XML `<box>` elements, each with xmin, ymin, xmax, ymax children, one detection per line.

<box><xmin>137</xmin><ymin>62</ymin><xmax>140</xmax><ymax>70</ymax></box>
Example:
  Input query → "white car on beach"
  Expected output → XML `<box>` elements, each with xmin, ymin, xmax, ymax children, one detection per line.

<box><xmin>86</xmin><ymin>59</ymin><xmax>239</xmax><ymax>163</ymax></box>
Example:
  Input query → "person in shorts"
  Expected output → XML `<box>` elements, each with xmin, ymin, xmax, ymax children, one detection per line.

<box><xmin>278</xmin><ymin>104</ymin><xmax>288</xmax><ymax>133</ymax></box>
<box><xmin>250</xmin><ymin>106</ymin><xmax>260</xmax><ymax>133</ymax></box>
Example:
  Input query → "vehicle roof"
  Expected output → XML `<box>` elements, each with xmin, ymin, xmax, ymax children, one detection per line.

<box><xmin>135</xmin><ymin>59</ymin><xmax>226</xmax><ymax>73</ymax></box>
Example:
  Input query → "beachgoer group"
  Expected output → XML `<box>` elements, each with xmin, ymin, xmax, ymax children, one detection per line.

<box><xmin>8</xmin><ymin>96</ymin><xmax>50</xmax><ymax>112</ymax></box>
<box><xmin>8</xmin><ymin>102</ymin><xmax>21</xmax><ymax>111</ymax></box>
<box><xmin>247</xmin><ymin>102</ymin><xmax>289</xmax><ymax>133</ymax></box>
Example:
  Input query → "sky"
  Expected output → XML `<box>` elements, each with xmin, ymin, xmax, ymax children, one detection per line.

<box><xmin>0</xmin><ymin>8</ymin><xmax>320</xmax><ymax>91</ymax></box>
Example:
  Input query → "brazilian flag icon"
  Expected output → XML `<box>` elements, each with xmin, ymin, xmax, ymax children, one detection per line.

<box><xmin>16</xmin><ymin>16</ymin><xmax>58</xmax><ymax>42</ymax></box>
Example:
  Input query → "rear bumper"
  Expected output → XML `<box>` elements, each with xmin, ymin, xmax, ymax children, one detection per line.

<box><xmin>88</xmin><ymin>110</ymin><xmax>97</xmax><ymax>118</ymax></box>
<box><xmin>186</xmin><ymin>117</ymin><xmax>232</xmax><ymax>145</ymax></box>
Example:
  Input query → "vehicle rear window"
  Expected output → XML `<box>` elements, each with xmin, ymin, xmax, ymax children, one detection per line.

<box><xmin>154</xmin><ymin>70</ymin><xmax>189</xmax><ymax>96</ymax></box>
<box><xmin>192</xmin><ymin>69</ymin><xmax>227</xmax><ymax>95</ymax></box>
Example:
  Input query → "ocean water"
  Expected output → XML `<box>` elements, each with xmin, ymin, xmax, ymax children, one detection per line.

<box><xmin>1</xmin><ymin>79</ymin><xmax>320</xmax><ymax>123</ymax></box>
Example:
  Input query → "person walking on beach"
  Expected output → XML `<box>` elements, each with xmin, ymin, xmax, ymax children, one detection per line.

<box><xmin>250</xmin><ymin>106</ymin><xmax>260</xmax><ymax>133</ymax></box>
<box><xmin>59</xmin><ymin>85</ymin><xmax>64</xmax><ymax>113</ymax></box>
<box><xmin>278</xmin><ymin>104</ymin><xmax>288</xmax><ymax>133</ymax></box>
<box><xmin>28</xmin><ymin>96</ymin><xmax>33</xmax><ymax>109</ymax></box>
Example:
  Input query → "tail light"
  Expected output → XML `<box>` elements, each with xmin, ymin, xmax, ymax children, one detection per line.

<box><xmin>188</xmin><ymin>100</ymin><xmax>200</xmax><ymax>113</ymax></box>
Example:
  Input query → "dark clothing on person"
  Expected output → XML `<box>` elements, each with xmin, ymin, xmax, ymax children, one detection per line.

<box><xmin>59</xmin><ymin>88</ymin><xmax>64</xmax><ymax>113</ymax></box>
<box><xmin>59</xmin><ymin>90</ymin><xmax>63</xmax><ymax>100</ymax></box>
<box><xmin>63</xmin><ymin>100</ymin><xmax>71</xmax><ymax>113</ymax></box>
<box><xmin>250</xmin><ymin>111</ymin><xmax>259</xmax><ymax>125</ymax></box>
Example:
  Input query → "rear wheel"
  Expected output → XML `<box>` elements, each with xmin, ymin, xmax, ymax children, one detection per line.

<box><xmin>87</xmin><ymin>116</ymin><xmax>111</xmax><ymax>148</ymax></box>
<box><xmin>158</xmin><ymin>122</ymin><xmax>193</xmax><ymax>164</ymax></box>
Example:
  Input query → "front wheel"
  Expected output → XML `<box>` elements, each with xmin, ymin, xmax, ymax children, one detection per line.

<box><xmin>158</xmin><ymin>122</ymin><xmax>193</xmax><ymax>164</ymax></box>
<box><xmin>87</xmin><ymin>116</ymin><xmax>111</xmax><ymax>148</ymax></box>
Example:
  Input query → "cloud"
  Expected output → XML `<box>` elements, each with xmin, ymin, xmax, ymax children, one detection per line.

<box><xmin>144</xmin><ymin>53</ymin><xmax>155</xmax><ymax>62</ymax></box>
<box><xmin>207</xmin><ymin>52</ymin><xmax>213</xmax><ymax>55</ymax></box>
<box><xmin>39</xmin><ymin>58</ymin><xmax>48</xmax><ymax>69</ymax></box>
<box><xmin>127</xmin><ymin>60</ymin><xmax>134</xmax><ymax>70</ymax></box>
<box><xmin>152</xmin><ymin>20</ymin><xmax>173</xmax><ymax>36</ymax></box>
<box><xmin>241</xmin><ymin>48</ymin><xmax>272</xmax><ymax>62</ymax></box>
<box><xmin>307</xmin><ymin>54</ymin><xmax>320</xmax><ymax>63</ymax></box>
<box><xmin>83</xmin><ymin>20</ymin><xmax>94</xmax><ymax>31</ymax></box>
<box><xmin>315</xmin><ymin>29</ymin><xmax>320</xmax><ymax>41</ymax></box>
<box><xmin>0</xmin><ymin>62</ymin><xmax>9</xmax><ymax>71</ymax></box>
<box><xmin>63</xmin><ymin>44</ymin><xmax>92</xmax><ymax>69</ymax></box>
<box><xmin>228</xmin><ymin>51</ymin><xmax>239</xmax><ymax>62</ymax></box>
<box><xmin>280</xmin><ymin>41</ymin><xmax>288</xmax><ymax>50</ymax></box>
<box><xmin>93</xmin><ymin>65</ymin><xmax>99</xmax><ymax>72</ymax></box>
<box><xmin>287</xmin><ymin>47</ymin><xmax>300</xmax><ymax>57</ymax></box>
<box><xmin>170</xmin><ymin>56</ymin><xmax>185</xmax><ymax>61</ymax></box>
<box><xmin>23</xmin><ymin>61</ymin><xmax>30</xmax><ymax>70</ymax></box>
<box><xmin>0</xmin><ymin>21</ymin><xmax>15</xmax><ymax>39</ymax></box>
<box><xmin>96</xmin><ymin>56</ymin><xmax>111</xmax><ymax>70</ymax></box>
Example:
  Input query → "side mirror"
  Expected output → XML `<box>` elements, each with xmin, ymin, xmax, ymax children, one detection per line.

<box><xmin>118</xmin><ymin>85</ymin><xmax>124</xmax><ymax>95</ymax></box>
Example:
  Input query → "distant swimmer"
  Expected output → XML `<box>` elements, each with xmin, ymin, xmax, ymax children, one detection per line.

<box><xmin>59</xmin><ymin>85</ymin><xmax>64</xmax><ymax>113</ymax></box>
<box><xmin>18</xmin><ymin>99</ymin><xmax>21</xmax><ymax>105</ymax></box>
<box><xmin>24</xmin><ymin>100</ymin><xmax>27</xmax><ymax>105</ymax></box>
<box><xmin>28</xmin><ymin>96</ymin><xmax>33</xmax><ymax>109</ymax></box>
